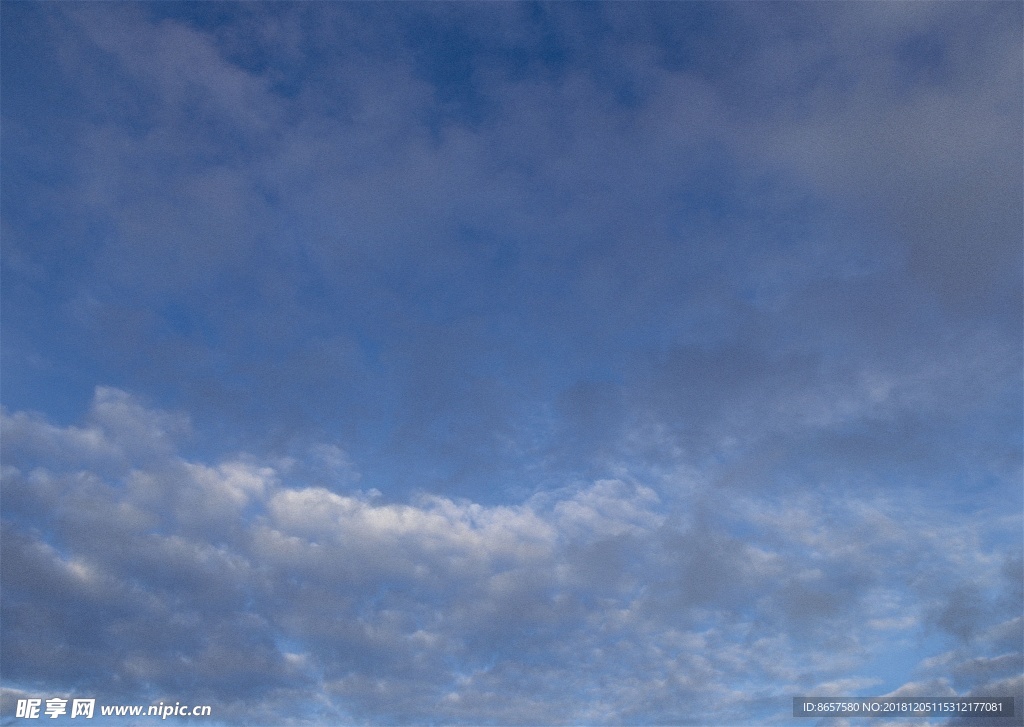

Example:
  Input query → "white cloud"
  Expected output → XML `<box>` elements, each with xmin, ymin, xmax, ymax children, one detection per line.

<box><xmin>2</xmin><ymin>389</ymin><xmax>1018</xmax><ymax>724</ymax></box>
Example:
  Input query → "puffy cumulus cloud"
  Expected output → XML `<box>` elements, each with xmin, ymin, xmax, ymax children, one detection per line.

<box><xmin>2</xmin><ymin>389</ymin><xmax>1019</xmax><ymax>725</ymax></box>
<box><xmin>0</xmin><ymin>387</ymin><xmax>187</xmax><ymax>474</ymax></box>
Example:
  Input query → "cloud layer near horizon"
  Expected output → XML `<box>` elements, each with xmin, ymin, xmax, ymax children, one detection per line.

<box><xmin>1</xmin><ymin>389</ymin><xmax>1021</xmax><ymax>724</ymax></box>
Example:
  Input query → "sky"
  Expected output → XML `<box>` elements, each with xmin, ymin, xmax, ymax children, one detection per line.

<box><xmin>1</xmin><ymin>2</ymin><xmax>1022</xmax><ymax>725</ymax></box>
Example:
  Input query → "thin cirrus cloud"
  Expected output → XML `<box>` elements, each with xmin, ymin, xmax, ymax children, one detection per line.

<box><xmin>0</xmin><ymin>2</ymin><xmax>1021</xmax><ymax>725</ymax></box>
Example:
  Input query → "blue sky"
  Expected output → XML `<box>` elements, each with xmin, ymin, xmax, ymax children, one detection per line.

<box><xmin>1</xmin><ymin>3</ymin><xmax>1021</xmax><ymax>725</ymax></box>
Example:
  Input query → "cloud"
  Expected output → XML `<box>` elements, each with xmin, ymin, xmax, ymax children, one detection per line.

<box><xmin>3</xmin><ymin>2</ymin><xmax>1018</xmax><ymax>490</ymax></box>
<box><xmin>742</xmin><ymin>2</ymin><xmax>1023</xmax><ymax>316</ymax></box>
<box><xmin>1</xmin><ymin>3</ymin><xmax>1019</xmax><ymax>724</ymax></box>
<box><xmin>2</xmin><ymin>389</ymin><xmax>1019</xmax><ymax>724</ymax></box>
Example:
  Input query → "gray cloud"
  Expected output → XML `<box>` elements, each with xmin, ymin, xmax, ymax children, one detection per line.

<box><xmin>4</xmin><ymin>3</ymin><xmax>1018</xmax><ymax>492</ymax></box>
